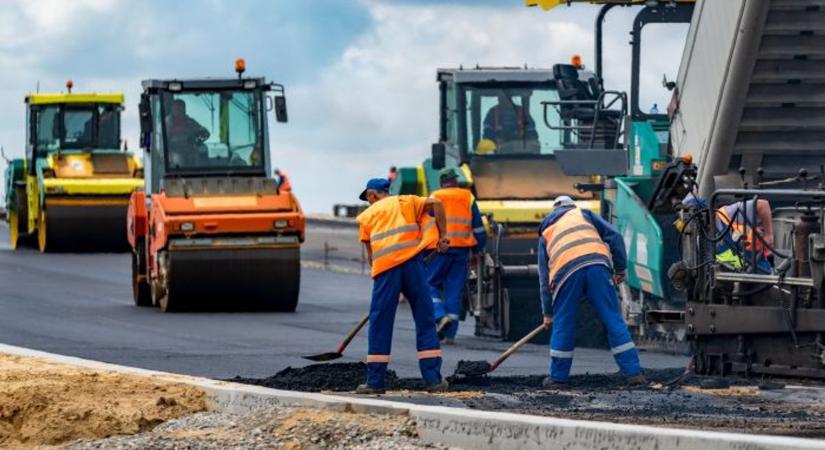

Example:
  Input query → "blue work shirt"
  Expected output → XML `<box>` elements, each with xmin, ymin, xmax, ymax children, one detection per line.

<box><xmin>537</xmin><ymin>205</ymin><xmax>627</xmax><ymax>315</ymax></box>
<box><xmin>470</xmin><ymin>201</ymin><xmax>487</xmax><ymax>253</ymax></box>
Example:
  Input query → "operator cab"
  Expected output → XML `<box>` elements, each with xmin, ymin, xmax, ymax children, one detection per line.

<box><xmin>138</xmin><ymin>69</ymin><xmax>287</xmax><ymax>196</ymax></box>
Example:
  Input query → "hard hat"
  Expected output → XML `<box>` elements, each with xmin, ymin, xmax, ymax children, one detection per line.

<box><xmin>476</xmin><ymin>138</ymin><xmax>497</xmax><ymax>155</ymax></box>
<box><xmin>553</xmin><ymin>196</ymin><xmax>576</xmax><ymax>208</ymax></box>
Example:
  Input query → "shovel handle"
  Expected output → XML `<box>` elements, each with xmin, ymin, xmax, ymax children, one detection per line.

<box><xmin>336</xmin><ymin>314</ymin><xmax>370</xmax><ymax>354</ymax></box>
<box><xmin>490</xmin><ymin>322</ymin><xmax>549</xmax><ymax>371</ymax></box>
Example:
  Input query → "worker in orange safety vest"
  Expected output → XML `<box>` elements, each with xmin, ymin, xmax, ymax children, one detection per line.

<box><xmin>355</xmin><ymin>178</ymin><xmax>450</xmax><ymax>394</ymax></box>
<box><xmin>425</xmin><ymin>167</ymin><xmax>487</xmax><ymax>344</ymax></box>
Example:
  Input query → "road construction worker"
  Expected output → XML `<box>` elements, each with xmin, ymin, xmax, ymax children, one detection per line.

<box><xmin>355</xmin><ymin>178</ymin><xmax>450</xmax><ymax>394</ymax></box>
<box><xmin>683</xmin><ymin>194</ymin><xmax>774</xmax><ymax>272</ymax></box>
<box><xmin>426</xmin><ymin>168</ymin><xmax>487</xmax><ymax>344</ymax></box>
<box><xmin>538</xmin><ymin>196</ymin><xmax>644</xmax><ymax>387</ymax></box>
<box><xmin>274</xmin><ymin>168</ymin><xmax>292</xmax><ymax>192</ymax></box>
<box><xmin>482</xmin><ymin>92</ymin><xmax>539</xmax><ymax>154</ymax></box>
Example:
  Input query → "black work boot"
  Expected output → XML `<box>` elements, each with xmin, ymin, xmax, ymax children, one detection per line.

<box><xmin>541</xmin><ymin>377</ymin><xmax>568</xmax><ymax>390</ymax></box>
<box><xmin>425</xmin><ymin>379</ymin><xmax>449</xmax><ymax>393</ymax></box>
<box><xmin>626</xmin><ymin>374</ymin><xmax>648</xmax><ymax>386</ymax></box>
<box><xmin>355</xmin><ymin>384</ymin><xmax>386</xmax><ymax>395</ymax></box>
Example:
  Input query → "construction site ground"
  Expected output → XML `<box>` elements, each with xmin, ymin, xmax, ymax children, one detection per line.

<box><xmin>0</xmin><ymin>352</ymin><xmax>445</xmax><ymax>450</ymax></box>
<box><xmin>2</xmin><ymin>220</ymin><xmax>824</xmax><ymax>442</ymax></box>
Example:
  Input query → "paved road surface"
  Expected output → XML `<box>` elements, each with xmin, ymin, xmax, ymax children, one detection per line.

<box><xmin>0</xmin><ymin>222</ymin><xmax>686</xmax><ymax>379</ymax></box>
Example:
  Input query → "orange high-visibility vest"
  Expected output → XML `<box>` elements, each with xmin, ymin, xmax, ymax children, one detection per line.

<box><xmin>716</xmin><ymin>207</ymin><xmax>765</xmax><ymax>255</ymax></box>
<box><xmin>541</xmin><ymin>207</ymin><xmax>610</xmax><ymax>289</ymax></box>
<box><xmin>358</xmin><ymin>195</ymin><xmax>436</xmax><ymax>277</ymax></box>
<box><xmin>427</xmin><ymin>187</ymin><xmax>478</xmax><ymax>249</ymax></box>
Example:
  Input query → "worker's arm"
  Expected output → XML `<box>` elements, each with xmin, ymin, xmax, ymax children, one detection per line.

<box><xmin>471</xmin><ymin>201</ymin><xmax>487</xmax><ymax>253</ymax></box>
<box><xmin>537</xmin><ymin>236</ymin><xmax>552</xmax><ymax>325</ymax></box>
<box><xmin>358</xmin><ymin>222</ymin><xmax>372</xmax><ymax>266</ymax></box>
<box><xmin>585</xmin><ymin>210</ymin><xmax>627</xmax><ymax>281</ymax></box>
<box><xmin>423</xmin><ymin>197</ymin><xmax>449</xmax><ymax>252</ymax></box>
<box><xmin>755</xmin><ymin>199</ymin><xmax>774</xmax><ymax>247</ymax></box>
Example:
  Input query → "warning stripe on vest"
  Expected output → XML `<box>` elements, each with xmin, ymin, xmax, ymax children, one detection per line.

<box><xmin>547</xmin><ymin>223</ymin><xmax>598</xmax><ymax>253</ymax></box>
<box><xmin>548</xmin><ymin>237</ymin><xmax>606</xmax><ymax>266</ymax></box>
<box><xmin>372</xmin><ymin>239</ymin><xmax>422</xmax><ymax>259</ymax></box>
<box><xmin>370</xmin><ymin>223</ymin><xmax>419</xmax><ymax>243</ymax></box>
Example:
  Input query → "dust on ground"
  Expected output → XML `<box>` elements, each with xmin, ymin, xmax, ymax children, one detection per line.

<box><xmin>233</xmin><ymin>362</ymin><xmax>825</xmax><ymax>438</ymax></box>
<box><xmin>63</xmin><ymin>407</ymin><xmax>450</xmax><ymax>450</ymax></box>
<box><xmin>0</xmin><ymin>353</ymin><xmax>207</xmax><ymax>449</ymax></box>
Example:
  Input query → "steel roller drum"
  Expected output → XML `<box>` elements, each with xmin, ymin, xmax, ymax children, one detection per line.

<box><xmin>163</xmin><ymin>245</ymin><xmax>300</xmax><ymax>311</ymax></box>
<box><xmin>43</xmin><ymin>201</ymin><xmax>129</xmax><ymax>251</ymax></box>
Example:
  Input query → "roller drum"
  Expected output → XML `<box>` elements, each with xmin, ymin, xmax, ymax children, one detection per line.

<box><xmin>42</xmin><ymin>202</ymin><xmax>129</xmax><ymax>251</ymax></box>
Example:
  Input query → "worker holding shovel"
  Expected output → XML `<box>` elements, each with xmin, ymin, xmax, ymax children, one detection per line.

<box><xmin>538</xmin><ymin>196</ymin><xmax>645</xmax><ymax>388</ymax></box>
<box><xmin>354</xmin><ymin>178</ymin><xmax>451</xmax><ymax>394</ymax></box>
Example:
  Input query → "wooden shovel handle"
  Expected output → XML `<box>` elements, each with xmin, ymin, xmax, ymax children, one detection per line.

<box><xmin>336</xmin><ymin>314</ymin><xmax>370</xmax><ymax>354</ymax></box>
<box><xmin>490</xmin><ymin>322</ymin><xmax>549</xmax><ymax>371</ymax></box>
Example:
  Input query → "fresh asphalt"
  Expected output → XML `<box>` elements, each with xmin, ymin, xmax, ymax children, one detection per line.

<box><xmin>0</xmin><ymin>222</ymin><xmax>687</xmax><ymax>379</ymax></box>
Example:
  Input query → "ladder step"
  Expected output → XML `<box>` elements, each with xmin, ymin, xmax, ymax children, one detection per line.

<box><xmin>752</xmin><ymin>59</ymin><xmax>825</xmax><ymax>82</ymax></box>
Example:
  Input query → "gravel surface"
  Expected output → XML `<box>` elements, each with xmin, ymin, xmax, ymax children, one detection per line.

<box><xmin>62</xmin><ymin>407</ymin><xmax>453</xmax><ymax>450</ymax></box>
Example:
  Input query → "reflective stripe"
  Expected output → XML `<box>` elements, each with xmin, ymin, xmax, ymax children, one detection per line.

<box><xmin>473</xmin><ymin>226</ymin><xmax>486</xmax><ymax>233</ymax></box>
<box><xmin>447</xmin><ymin>218</ymin><xmax>473</xmax><ymax>225</ymax></box>
<box><xmin>422</xmin><ymin>221</ymin><xmax>436</xmax><ymax>232</ymax></box>
<box><xmin>546</xmin><ymin>223</ymin><xmax>597</xmax><ymax>253</ymax></box>
<box><xmin>447</xmin><ymin>313</ymin><xmax>460</xmax><ymax>320</ymax></box>
<box><xmin>432</xmin><ymin>297</ymin><xmax>444</xmax><ymax>304</ymax></box>
<box><xmin>372</xmin><ymin>239</ymin><xmax>421</xmax><ymax>259</ymax></box>
<box><xmin>417</xmin><ymin>349</ymin><xmax>443</xmax><ymax>360</ymax></box>
<box><xmin>370</xmin><ymin>223</ymin><xmax>419</xmax><ymax>243</ymax></box>
<box><xmin>367</xmin><ymin>354</ymin><xmax>391</xmax><ymax>363</ymax></box>
<box><xmin>548</xmin><ymin>237</ymin><xmax>605</xmax><ymax>266</ymax></box>
<box><xmin>550</xmin><ymin>349</ymin><xmax>574</xmax><ymax>358</ymax></box>
<box><xmin>611</xmin><ymin>341</ymin><xmax>636</xmax><ymax>355</ymax></box>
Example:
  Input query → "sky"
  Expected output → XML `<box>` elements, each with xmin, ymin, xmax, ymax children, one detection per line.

<box><xmin>0</xmin><ymin>0</ymin><xmax>688</xmax><ymax>213</ymax></box>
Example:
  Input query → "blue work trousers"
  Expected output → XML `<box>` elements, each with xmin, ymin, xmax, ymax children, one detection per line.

<box><xmin>427</xmin><ymin>248</ymin><xmax>470</xmax><ymax>338</ymax></box>
<box><xmin>549</xmin><ymin>264</ymin><xmax>641</xmax><ymax>383</ymax></box>
<box><xmin>367</xmin><ymin>254</ymin><xmax>443</xmax><ymax>388</ymax></box>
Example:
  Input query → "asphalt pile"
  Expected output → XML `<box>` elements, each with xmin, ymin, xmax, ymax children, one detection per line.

<box><xmin>232</xmin><ymin>364</ymin><xmax>825</xmax><ymax>438</ymax></box>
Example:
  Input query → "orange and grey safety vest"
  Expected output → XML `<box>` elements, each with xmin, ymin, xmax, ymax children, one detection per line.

<box><xmin>426</xmin><ymin>187</ymin><xmax>477</xmax><ymax>249</ymax></box>
<box><xmin>357</xmin><ymin>195</ymin><xmax>436</xmax><ymax>278</ymax></box>
<box><xmin>716</xmin><ymin>207</ymin><xmax>765</xmax><ymax>255</ymax></box>
<box><xmin>541</xmin><ymin>207</ymin><xmax>610</xmax><ymax>291</ymax></box>
<box><xmin>278</xmin><ymin>173</ymin><xmax>292</xmax><ymax>192</ymax></box>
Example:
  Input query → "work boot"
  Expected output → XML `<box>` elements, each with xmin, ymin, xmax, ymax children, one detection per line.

<box><xmin>436</xmin><ymin>317</ymin><xmax>452</xmax><ymax>339</ymax></box>
<box><xmin>541</xmin><ymin>377</ymin><xmax>568</xmax><ymax>390</ymax></box>
<box><xmin>355</xmin><ymin>384</ymin><xmax>386</xmax><ymax>395</ymax></box>
<box><xmin>626</xmin><ymin>374</ymin><xmax>648</xmax><ymax>386</ymax></box>
<box><xmin>440</xmin><ymin>337</ymin><xmax>455</xmax><ymax>345</ymax></box>
<box><xmin>425</xmin><ymin>379</ymin><xmax>449</xmax><ymax>393</ymax></box>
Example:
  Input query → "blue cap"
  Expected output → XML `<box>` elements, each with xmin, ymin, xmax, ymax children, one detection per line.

<box><xmin>359</xmin><ymin>178</ymin><xmax>391</xmax><ymax>201</ymax></box>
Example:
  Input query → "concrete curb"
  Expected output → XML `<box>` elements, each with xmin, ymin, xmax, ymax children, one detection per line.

<box><xmin>306</xmin><ymin>214</ymin><xmax>358</xmax><ymax>229</ymax></box>
<box><xmin>1</xmin><ymin>343</ymin><xmax>823</xmax><ymax>450</ymax></box>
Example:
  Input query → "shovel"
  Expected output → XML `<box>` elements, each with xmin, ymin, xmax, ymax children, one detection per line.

<box><xmin>302</xmin><ymin>314</ymin><xmax>369</xmax><ymax>362</ymax></box>
<box><xmin>454</xmin><ymin>321</ymin><xmax>550</xmax><ymax>377</ymax></box>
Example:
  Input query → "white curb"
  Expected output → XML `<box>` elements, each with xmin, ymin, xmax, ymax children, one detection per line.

<box><xmin>1</xmin><ymin>343</ymin><xmax>823</xmax><ymax>450</ymax></box>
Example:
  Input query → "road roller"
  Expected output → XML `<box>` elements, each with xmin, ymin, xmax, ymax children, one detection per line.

<box><xmin>127</xmin><ymin>60</ymin><xmax>305</xmax><ymax>312</ymax></box>
<box><xmin>3</xmin><ymin>81</ymin><xmax>143</xmax><ymax>252</ymax></box>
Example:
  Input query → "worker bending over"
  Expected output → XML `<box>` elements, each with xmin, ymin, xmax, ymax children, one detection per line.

<box><xmin>426</xmin><ymin>168</ymin><xmax>487</xmax><ymax>344</ymax></box>
<box><xmin>355</xmin><ymin>178</ymin><xmax>450</xmax><ymax>394</ymax></box>
<box><xmin>538</xmin><ymin>196</ymin><xmax>644</xmax><ymax>387</ymax></box>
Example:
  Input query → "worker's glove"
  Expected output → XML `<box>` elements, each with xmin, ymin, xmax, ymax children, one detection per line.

<box><xmin>437</xmin><ymin>237</ymin><xmax>450</xmax><ymax>254</ymax></box>
<box><xmin>613</xmin><ymin>271</ymin><xmax>627</xmax><ymax>286</ymax></box>
<box><xmin>542</xmin><ymin>315</ymin><xmax>553</xmax><ymax>329</ymax></box>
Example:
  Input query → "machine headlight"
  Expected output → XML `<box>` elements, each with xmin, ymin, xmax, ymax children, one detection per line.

<box><xmin>274</xmin><ymin>219</ymin><xmax>289</xmax><ymax>229</ymax></box>
<box><xmin>243</xmin><ymin>80</ymin><xmax>257</xmax><ymax>90</ymax></box>
<box><xmin>179</xmin><ymin>222</ymin><xmax>194</xmax><ymax>231</ymax></box>
<box><xmin>168</xmin><ymin>82</ymin><xmax>183</xmax><ymax>92</ymax></box>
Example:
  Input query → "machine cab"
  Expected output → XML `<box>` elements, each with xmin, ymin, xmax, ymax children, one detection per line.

<box><xmin>138</xmin><ymin>74</ymin><xmax>287</xmax><ymax>196</ymax></box>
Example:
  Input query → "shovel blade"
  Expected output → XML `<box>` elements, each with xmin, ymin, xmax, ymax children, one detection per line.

<box><xmin>453</xmin><ymin>360</ymin><xmax>493</xmax><ymax>377</ymax></box>
<box><xmin>301</xmin><ymin>352</ymin><xmax>343</xmax><ymax>362</ymax></box>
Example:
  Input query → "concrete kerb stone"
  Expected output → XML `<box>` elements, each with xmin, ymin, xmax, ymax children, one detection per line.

<box><xmin>1</xmin><ymin>343</ymin><xmax>824</xmax><ymax>450</ymax></box>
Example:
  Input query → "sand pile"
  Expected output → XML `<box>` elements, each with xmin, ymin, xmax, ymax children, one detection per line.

<box><xmin>0</xmin><ymin>353</ymin><xmax>207</xmax><ymax>449</ymax></box>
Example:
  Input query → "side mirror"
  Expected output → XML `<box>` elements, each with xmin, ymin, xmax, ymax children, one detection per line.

<box><xmin>431</xmin><ymin>143</ymin><xmax>446</xmax><ymax>170</ymax></box>
<box><xmin>274</xmin><ymin>96</ymin><xmax>288</xmax><ymax>123</ymax></box>
<box><xmin>138</xmin><ymin>94</ymin><xmax>153</xmax><ymax>136</ymax></box>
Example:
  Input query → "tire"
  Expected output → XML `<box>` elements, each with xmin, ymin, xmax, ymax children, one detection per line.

<box><xmin>132</xmin><ymin>240</ymin><xmax>152</xmax><ymax>307</ymax></box>
<box><xmin>155</xmin><ymin>252</ymin><xmax>182</xmax><ymax>312</ymax></box>
<box><xmin>266</xmin><ymin>254</ymin><xmax>300</xmax><ymax>312</ymax></box>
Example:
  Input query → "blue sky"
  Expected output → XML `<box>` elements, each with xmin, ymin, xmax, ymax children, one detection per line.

<box><xmin>0</xmin><ymin>0</ymin><xmax>688</xmax><ymax>212</ymax></box>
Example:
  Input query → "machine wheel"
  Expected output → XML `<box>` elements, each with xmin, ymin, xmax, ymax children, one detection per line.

<box><xmin>132</xmin><ymin>240</ymin><xmax>152</xmax><ymax>307</ymax></box>
<box><xmin>37</xmin><ymin>208</ymin><xmax>52</xmax><ymax>253</ymax></box>
<box><xmin>154</xmin><ymin>252</ymin><xmax>182</xmax><ymax>313</ymax></box>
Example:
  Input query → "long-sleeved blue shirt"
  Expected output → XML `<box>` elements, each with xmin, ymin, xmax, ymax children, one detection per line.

<box><xmin>470</xmin><ymin>201</ymin><xmax>487</xmax><ymax>253</ymax></box>
<box><xmin>537</xmin><ymin>205</ymin><xmax>627</xmax><ymax>315</ymax></box>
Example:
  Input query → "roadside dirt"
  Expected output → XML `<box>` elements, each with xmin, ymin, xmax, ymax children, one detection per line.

<box><xmin>0</xmin><ymin>353</ymin><xmax>207</xmax><ymax>449</ymax></box>
<box><xmin>233</xmin><ymin>362</ymin><xmax>825</xmax><ymax>438</ymax></box>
